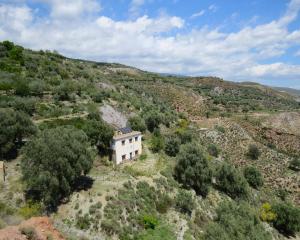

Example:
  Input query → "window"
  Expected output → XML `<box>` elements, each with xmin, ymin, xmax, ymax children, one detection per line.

<box><xmin>122</xmin><ymin>140</ymin><xmax>125</xmax><ymax>145</ymax></box>
<box><xmin>122</xmin><ymin>155</ymin><xmax>126</xmax><ymax>160</ymax></box>
<box><xmin>135</xmin><ymin>136</ymin><xmax>138</xmax><ymax>141</ymax></box>
<box><xmin>129</xmin><ymin>138</ymin><xmax>133</xmax><ymax>143</ymax></box>
<box><xmin>135</xmin><ymin>150</ymin><xmax>139</xmax><ymax>155</ymax></box>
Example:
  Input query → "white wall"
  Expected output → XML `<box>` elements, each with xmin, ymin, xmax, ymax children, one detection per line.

<box><xmin>111</xmin><ymin>134</ymin><xmax>142</xmax><ymax>165</ymax></box>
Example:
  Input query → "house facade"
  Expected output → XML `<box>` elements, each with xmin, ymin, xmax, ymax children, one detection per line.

<box><xmin>111</xmin><ymin>127</ymin><xmax>142</xmax><ymax>165</ymax></box>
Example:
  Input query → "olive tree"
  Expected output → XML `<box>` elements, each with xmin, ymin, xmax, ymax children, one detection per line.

<box><xmin>174</xmin><ymin>143</ymin><xmax>212</xmax><ymax>197</ymax></box>
<box><xmin>0</xmin><ymin>108</ymin><xmax>36</xmax><ymax>159</ymax></box>
<box><xmin>21</xmin><ymin>126</ymin><xmax>94</xmax><ymax>208</ymax></box>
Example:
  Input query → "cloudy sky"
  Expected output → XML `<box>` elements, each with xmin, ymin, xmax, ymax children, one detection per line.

<box><xmin>0</xmin><ymin>0</ymin><xmax>300</xmax><ymax>89</ymax></box>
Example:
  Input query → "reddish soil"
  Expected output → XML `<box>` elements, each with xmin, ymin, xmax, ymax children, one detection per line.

<box><xmin>0</xmin><ymin>217</ymin><xmax>65</xmax><ymax>240</ymax></box>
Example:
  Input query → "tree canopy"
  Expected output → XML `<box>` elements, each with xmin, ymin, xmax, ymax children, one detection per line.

<box><xmin>174</xmin><ymin>143</ymin><xmax>212</xmax><ymax>197</ymax></box>
<box><xmin>21</xmin><ymin>126</ymin><xmax>94</xmax><ymax>208</ymax></box>
<box><xmin>0</xmin><ymin>108</ymin><xmax>36</xmax><ymax>159</ymax></box>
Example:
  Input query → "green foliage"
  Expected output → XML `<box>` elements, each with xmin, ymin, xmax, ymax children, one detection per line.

<box><xmin>76</xmin><ymin>214</ymin><xmax>91</xmax><ymax>230</ymax></box>
<box><xmin>155</xmin><ymin>194</ymin><xmax>173</xmax><ymax>214</ymax></box>
<box><xmin>260</xmin><ymin>203</ymin><xmax>276</xmax><ymax>222</ymax></box>
<box><xmin>289</xmin><ymin>158</ymin><xmax>300</xmax><ymax>171</ymax></box>
<box><xmin>21</xmin><ymin>126</ymin><xmax>94</xmax><ymax>208</ymax></box>
<box><xmin>0</xmin><ymin>108</ymin><xmax>36</xmax><ymax>158</ymax></box>
<box><xmin>215</xmin><ymin>163</ymin><xmax>249</xmax><ymax>199</ymax></box>
<box><xmin>247</xmin><ymin>144</ymin><xmax>261</xmax><ymax>160</ymax></box>
<box><xmin>143</xmin><ymin>215</ymin><xmax>159</xmax><ymax>229</ymax></box>
<box><xmin>243</xmin><ymin>166</ymin><xmax>264</xmax><ymax>189</ymax></box>
<box><xmin>18</xmin><ymin>201</ymin><xmax>42</xmax><ymax>219</ymax></box>
<box><xmin>145</xmin><ymin>111</ymin><xmax>162</xmax><ymax>132</ymax></box>
<box><xmin>174</xmin><ymin>143</ymin><xmax>212</xmax><ymax>197</ymax></box>
<box><xmin>164</xmin><ymin>136</ymin><xmax>180</xmax><ymax>157</ymax></box>
<box><xmin>150</xmin><ymin>132</ymin><xmax>164</xmax><ymax>153</ymax></box>
<box><xmin>175</xmin><ymin>189</ymin><xmax>195</xmax><ymax>215</ymax></box>
<box><xmin>2</xmin><ymin>41</ymin><xmax>14</xmax><ymax>51</ymax></box>
<box><xmin>203</xmin><ymin>201</ymin><xmax>272</xmax><ymax>240</ymax></box>
<box><xmin>128</xmin><ymin>115</ymin><xmax>147</xmax><ymax>132</ymax></box>
<box><xmin>272</xmin><ymin>202</ymin><xmax>300</xmax><ymax>235</ymax></box>
<box><xmin>207</xmin><ymin>144</ymin><xmax>220</xmax><ymax>157</ymax></box>
<box><xmin>137</xmin><ymin>225</ymin><xmax>176</xmax><ymax>240</ymax></box>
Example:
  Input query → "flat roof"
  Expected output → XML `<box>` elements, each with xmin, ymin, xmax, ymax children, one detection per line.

<box><xmin>113</xmin><ymin>131</ymin><xmax>142</xmax><ymax>141</ymax></box>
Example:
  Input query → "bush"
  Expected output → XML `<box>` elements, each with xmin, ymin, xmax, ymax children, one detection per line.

<box><xmin>272</xmin><ymin>202</ymin><xmax>300</xmax><ymax>235</ymax></box>
<box><xmin>19</xmin><ymin>227</ymin><xmax>38</xmax><ymax>240</ymax></box>
<box><xmin>155</xmin><ymin>194</ymin><xmax>173</xmax><ymax>214</ymax></box>
<box><xmin>215</xmin><ymin>163</ymin><xmax>248</xmax><ymax>199</ymax></box>
<box><xmin>164</xmin><ymin>136</ymin><xmax>180</xmax><ymax>157</ymax></box>
<box><xmin>137</xmin><ymin>225</ymin><xmax>176</xmax><ymax>240</ymax></box>
<box><xmin>203</xmin><ymin>201</ymin><xmax>272</xmax><ymax>240</ymax></box>
<box><xmin>21</xmin><ymin>126</ymin><xmax>94</xmax><ymax>208</ymax></box>
<box><xmin>76</xmin><ymin>214</ymin><xmax>91</xmax><ymax>230</ymax></box>
<box><xmin>289</xmin><ymin>159</ymin><xmax>300</xmax><ymax>171</ymax></box>
<box><xmin>243</xmin><ymin>166</ymin><xmax>263</xmax><ymax>189</ymax></box>
<box><xmin>128</xmin><ymin>116</ymin><xmax>147</xmax><ymax>132</ymax></box>
<box><xmin>150</xmin><ymin>134</ymin><xmax>164</xmax><ymax>153</ymax></box>
<box><xmin>260</xmin><ymin>203</ymin><xmax>276</xmax><ymax>222</ymax></box>
<box><xmin>207</xmin><ymin>144</ymin><xmax>219</xmax><ymax>157</ymax></box>
<box><xmin>174</xmin><ymin>144</ymin><xmax>212</xmax><ymax>197</ymax></box>
<box><xmin>143</xmin><ymin>215</ymin><xmax>159</xmax><ymax>229</ymax></box>
<box><xmin>247</xmin><ymin>144</ymin><xmax>261</xmax><ymax>160</ymax></box>
<box><xmin>175</xmin><ymin>189</ymin><xmax>195</xmax><ymax>215</ymax></box>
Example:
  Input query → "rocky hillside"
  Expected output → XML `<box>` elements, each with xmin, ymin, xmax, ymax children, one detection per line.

<box><xmin>0</xmin><ymin>41</ymin><xmax>300</xmax><ymax>240</ymax></box>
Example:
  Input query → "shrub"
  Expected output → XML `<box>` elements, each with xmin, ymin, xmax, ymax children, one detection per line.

<box><xmin>272</xmin><ymin>203</ymin><xmax>300</xmax><ymax>235</ymax></box>
<box><xmin>19</xmin><ymin>227</ymin><xmax>38</xmax><ymax>240</ymax></box>
<box><xmin>150</xmin><ymin>134</ymin><xmax>164</xmax><ymax>153</ymax></box>
<box><xmin>260</xmin><ymin>203</ymin><xmax>276</xmax><ymax>222</ymax></box>
<box><xmin>21</xmin><ymin>126</ymin><xmax>94</xmax><ymax>208</ymax></box>
<box><xmin>243</xmin><ymin>166</ymin><xmax>263</xmax><ymax>189</ymax></box>
<box><xmin>18</xmin><ymin>202</ymin><xmax>42</xmax><ymax>219</ymax></box>
<box><xmin>164</xmin><ymin>137</ymin><xmax>180</xmax><ymax>157</ymax></box>
<box><xmin>156</xmin><ymin>194</ymin><xmax>173</xmax><ymax>214</ymax></box>
<box><xmin>289</xmin><ymin>159</ymin><xmax>300</xmax><ymax>171</ymax></box>
<box><xmin>203</xmin><ymin>201</ymin><xmax>272</xmax><ymax>240</ymax></box>
<box><xmin>247</xmin><ymin>144</ymin><xmax>261</xmax><ymax>160</ymax></box>
<box><xmin>76</xmin><ymin>214</ymin><xmax>91</xmax><ymax>230</ymax></box>
<box><xmin>175</xmin><ymin>189</ymin><xmax>195</xmax><ymax>216</ymax></box>
<box><xmin>143</xmin><ymin>215</ymin><xmax>159</xmax><ymax>229</ymax></box>
<box><xmin>128</xmin><ymin>116</ymin><xmax>147</xmax><ymax>132</ymax></box>
<box><xmin>137</xmin><ymin>225</ymin><xmax>176</xmax><ymax>240</ymax></box>
<box><xmin>207</xmin><ymin>144</ymin><xmax>219</xmax><ymax>157</ymax></box>
<box><xmin>174</xmin><ymin>144</ymin><xmax>212</xmax><ymax>197</ymax></box>
<box><xmin>215</xmin><ymin>163</ymin><xmax>248</xmax><ymax>199</ymax></box>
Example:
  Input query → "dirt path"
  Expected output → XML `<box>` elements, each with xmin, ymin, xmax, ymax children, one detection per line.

<box><xmin>33</xmin><ymin>112</ymin><xmax>88</xmax><ymax>124</ymax></box>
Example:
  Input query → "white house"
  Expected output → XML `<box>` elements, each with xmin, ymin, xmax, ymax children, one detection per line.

<box><xmin>111</xmin><ymin>127</ymin><xmax>142</xmax><ymax>165</ymax></box>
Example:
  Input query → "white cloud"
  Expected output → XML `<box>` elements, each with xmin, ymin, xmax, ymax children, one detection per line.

<box><xmin>190</xmin><ymin>10</ymin><xmax>205</xmax><ymax>19</ymax></box>
<box><xmin>208</xmin><ymin>4</ymin><xmax>217</xmax><ymax>12</ymax></box>
<box><xmin>129</xmin><ymin>0</ymin><xmax>146</xmax><ymax>18</ymax></box>
<box><xmin>0</xmin><ymin>0</ymin><xmax>300</xmax><ymax>87</ymax></box>
<box><xmin>40</xmin><ymin>0</ymin><xmax>101</xmax><ymax>19</ymax></box>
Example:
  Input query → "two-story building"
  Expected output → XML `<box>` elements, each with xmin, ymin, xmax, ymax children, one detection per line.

<box><xmin>111</xmin><ymin>127</ymin><xmax>142</xmax><ymax>165</ymax></box>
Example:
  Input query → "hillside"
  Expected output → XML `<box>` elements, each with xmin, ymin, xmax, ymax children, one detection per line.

<box><xmin>0</xmin><ymin>41</ymin><xmax>300</xmax><ymax>240</ymax></box>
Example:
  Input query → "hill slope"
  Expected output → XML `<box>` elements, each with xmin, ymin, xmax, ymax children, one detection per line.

<box><xmin>0</xmin><ymin>41</ymin><xmax>299</xmax><ymax>240</ymax></box>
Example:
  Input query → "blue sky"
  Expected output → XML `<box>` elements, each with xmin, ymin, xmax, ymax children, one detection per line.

<box><xmin>0</xmin><ymin>0</ymin><xmax>300</xmax><ymax>89</ymax></box>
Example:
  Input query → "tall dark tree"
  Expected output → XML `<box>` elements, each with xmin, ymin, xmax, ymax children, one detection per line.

<box><xmin>0</xmin><ymin>108</ymin><xmax>36</xmax><ymax>159</ymax></box>
<box><xmin>21</xmin><ymin>126</ymin><xmax>94</xmax><ymax>208</ymax></box>
<box><xmin>174</xmin><ymin>144</ymin><xmax>212</xmax><ymax>197</ymax></box>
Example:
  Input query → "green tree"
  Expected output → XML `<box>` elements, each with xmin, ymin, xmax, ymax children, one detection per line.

<box><xmin>0</xmin><ymin>108</ymin><xmax>36</xmax><ymax>159</ymax></box>
<box><xmin>272</xmin><ymin>203</ymin><xmax>300</xmax><ymax>235</ymax></box>
<box><xmin>174</xmin><ymin>144</ymin><xmax>212</xmax><ymax>197</ymax></box>
<box><xmin>2</xmin><ymin>41</ymin><xmax>14</xmax><ymax>51</ymax></box>
<box><xmin>145</xmin><ymin>112</ymin><xmax>162</xmax><ymax>132</ymax></box>
<box><xmin>215</xmin><ymin>163</ymin><xmax>249</xmax><ymax>199</ymax></box>
<box><xmin>128</xmin><ymin>115</ymin><xmax>147</xmax><ymax>132</ymax></box>
<box><xmin>164</xmin><ymin>136</ymin><xmax>180</xmax><ymax>157</ymax></box>
<box><xmin>243</xmin><ymin>166</ymin><xmax>263</xmax><ymax>189</ymax></box>
<box><xmin>21</xmin><ymin>127</ymin><xmax>94</xmax><ymax>208</ymax></box>
<box><xmin>247</xmin><ymin>144</ymin><xmax>261</xmax><ymax>160</ymax></box>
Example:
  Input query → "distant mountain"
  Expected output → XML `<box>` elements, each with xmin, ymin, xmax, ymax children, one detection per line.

<box><xmin>273</xmin><ymin>87</ymin><xmax>300</xmax><ymax>97</ymax></box>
